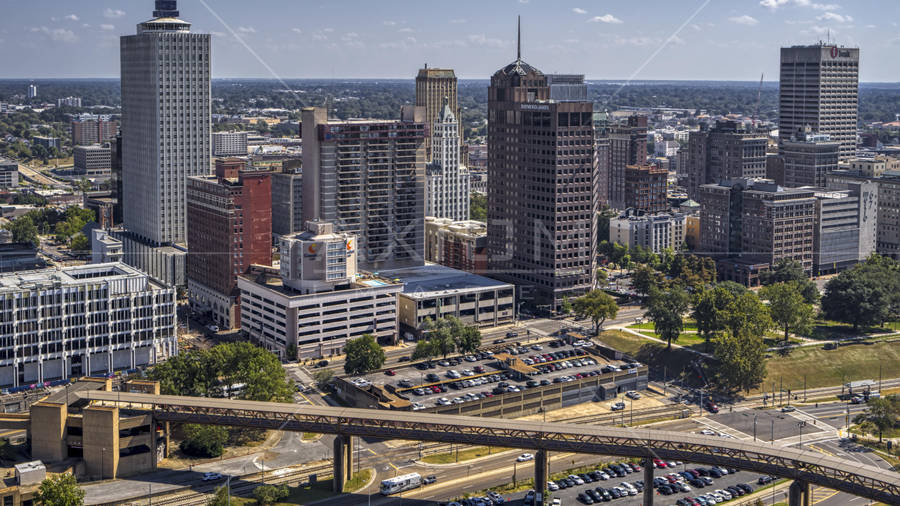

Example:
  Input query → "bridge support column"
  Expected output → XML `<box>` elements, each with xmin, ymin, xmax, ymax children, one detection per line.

<box><xmin>332</xmin><ymin>435</ymin><xmax>353</xmax><ymax>492</ymax></box>
<box><xmin>642</xmin><ymin>457</ymin><xmax>654</xmax><ymax>506</ymax></box>
<box><xmin>534</xmin><ymin>449</ymin><xmax>549</xmax><ymax>506</ymax></box>
<box><xmin>789</xmin><ymin>480</ymin><xmax>810</xmax><ymax>506</ymax></box>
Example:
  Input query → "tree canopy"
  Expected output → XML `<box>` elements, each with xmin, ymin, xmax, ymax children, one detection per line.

<box><xmin>711</xmin><ymin>291</ymin><xmax>771</xmax><ymax>392</ymax></box>
<box><xmin>572</xmin><ymin>290</ymin><xmax>619</xmax><ymax>335</ymax></box>
<box><xmin>822</xmin><ymin>256</ymin><xmax>900</xmax><ymax>330</ymax></box>
<box><xmin>180</xmin><ymin>424</ymin><xmax>228</xmax><ymax>458</ymax></box>
<box><xmin>647</xmin><ymin>286</ymin><xmax>690</xmax><ymax>349</ymax></box>
<box><xmin>149</xmin><ymin>342</ymin><xmax>293</xmax><ymax>402</ymax></box>
<box><xmin>343</xmin><ymin>334</ymin><xmax>386</xmax><ymax>375</ymax></box>
<box><xmin>760</xmin><ymin>259</ymin><xmax>819</xmax><ymax>304</ymax></box>
<box><xmin>759</xmin><ymin>282</ymin><xmax>815</xmax><ymax>342</ymax></box>
<box><xmin>853</xmin><ymin>396</ymin><xmax>899</xmax><ymax>443</ymax></box>
<box><xmin>36</xmin><ymin>473</ymin><xmax>84</xmax><ymax>506</ymax></box>
<box><xmin>692</xmin><ymin>284</ymin><xmax>738</xmax><ymax>352</ymax></box>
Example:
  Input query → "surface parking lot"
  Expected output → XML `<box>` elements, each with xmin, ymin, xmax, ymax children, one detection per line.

<box><xmin>452</xmin><ymin>461</ymin><xmax>766</xmax><ymax>506</ymax></box>
<box><xmin>353</xmin><ymin>340</ymin><xmax>635</xmax><ymax>410</ymax></box>
<box><xmin>706</xmin><ymin>409</ymin><xmax>826</xmax><ymax>442</ymax></box>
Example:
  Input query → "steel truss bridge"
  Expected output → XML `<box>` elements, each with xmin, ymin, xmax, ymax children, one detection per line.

<box><xmin>77</xmin><ymin>391</ymin><xmax>900</xmax><ymax>505</ymax></box>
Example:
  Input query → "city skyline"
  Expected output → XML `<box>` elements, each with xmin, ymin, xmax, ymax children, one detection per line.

<box><xmin>2</xmin><ymin>0</ymin><xmax>899</xmax><ymax>81</ymax></box>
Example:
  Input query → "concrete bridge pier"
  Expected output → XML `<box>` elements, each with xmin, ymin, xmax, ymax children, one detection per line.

<box><xmin>643</xmin><ymin>457</ymin><xmax>655</xmax><ymax>506</ymax></box>
<box><xmin>332</xmin><ymin>434</ymin><xmax>354</xmax><ymax>492</ymax></box>
<box><xmin>789</xmin><ymin>480</ymin><xmax>810</xmax><ymax>506</ymax></box>
<box><xmin>534</xmin><ymin>449</ymin><xmax>549</xmax><ymax>506</ymax></box>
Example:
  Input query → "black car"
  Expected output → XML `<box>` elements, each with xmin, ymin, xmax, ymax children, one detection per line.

<box><xmin>758</xmin><ymin>475</ymin><xmax>772</xmax><ymax>485</ymax></box>
<box><xmin>632</xmin><ymin>480</ymin><xmax>644</xmax><ymax>492</ymax></box>
<box><xmin>609</xmin><ymin>488</ymin><xmax>622</xmax><ymax>499</ymax></box>
<box><xmin>727</xmin><ymin>486</ymin><xmax>743</xmax><ymax>497</ymax></box>
<box><xmin>737</xmin><ymin>483</ymin><xmax>753</xmax><ymax>494</ymax></box>
<box><xmin>690</xmin><ymin>478</ymin><xmax>705</xmax><ymax>488</ymax></box>
<box><xmin>556</xmin><ymin>479</ymin><xmax>568</xmax><ymax>489</ymax></box>
<box><xmin>695</xmin><ymin>468</ymin><xmax>710</xmax><ymax>477</ymax></box>
<box><xmin>595</xmin><ymin>488</ymin><xmax>612</xmax><ymax>501</ymax></box>
<box><xmin>580</xmin><ymin>473</ymin><xmax>594</xmax><ymax>483</ymax></box>
<box><xmin>657</xmin><ymin>485</ymin><xmax>672</xmax><ymax>495</ymax></box>
<box><xmin>426</xmin><ymin>373</ymin><xmax>440</xmax><ymax>382</ymax></box>
<box><xmin>709</xmin><ymin>469</ymin><xmax>723</xmax><ymax>478</ymax></box>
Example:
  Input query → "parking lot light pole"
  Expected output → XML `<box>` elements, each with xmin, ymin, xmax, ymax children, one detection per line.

<box><xmin>771</xmin><ymin>419</ymin><xmax>775</xmax><ymax>444</ymax></box>
<box><xmin>753</xmin><ymin>414</ymin><xmax>758</xmax><ymax>442</ymax></box>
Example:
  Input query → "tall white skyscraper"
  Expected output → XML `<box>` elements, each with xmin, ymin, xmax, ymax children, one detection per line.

<box><xmin>426</xmin><ymin>97</ymin><xmax>470</xmax><ymax>221</ymax></box>
<box><xmin>121</xmin><ymin>0</ymin><xmax>210</xmax><ymax>246</ymax></box>
<box><xmin>779</xmin><ymin>44</ymin><xmax>859</xmax><ymax>162</ymax></box>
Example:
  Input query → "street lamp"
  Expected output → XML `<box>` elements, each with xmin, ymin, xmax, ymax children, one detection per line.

<box><xmin>753</xmin><ymin>414</ymin><xmax>758</xmax><ymax>442</ymax></box>
<box><xmin>798</xmin><ymin>421</ymin><xmax>806</xmax><ymax>448</ymax></box>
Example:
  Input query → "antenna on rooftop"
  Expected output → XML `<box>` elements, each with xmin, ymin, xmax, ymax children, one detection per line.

<box><xmin>517</xmin><ymin>16</ymin><xmax>522</xmax><ymax>60</ymax></box>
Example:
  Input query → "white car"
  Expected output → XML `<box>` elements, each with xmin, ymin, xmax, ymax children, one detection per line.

<box><xmin>547</xmin><ymin>481</ymin><xmax>559</xmax><ymax>491</ymax></box>
<box><xmin>447</xmin><ymin>370</ymin><xmax>461</xmax><ymax>379</ymax></box>
<box><xmin>699</xmin><ymin>429</ymin><xmax>717</xmax><ymax>436</ymax></box>
<box><xmin>551</xmin><ymin>499</ymin><xmax>561</xmax><ymax>506</ymax></box>
<box><xmin>462</xmin><ymin>369</ymin><xmax>475</xmax><ymax>376</ymax></box>
<box><xmin>411</xmin><ymin>402</ymin><xmax>426</xmax><ymax>411</ymax></box>
<box><xmin>597</xmin><ymin>472</ymin><xmax>610</xmax><ymax>480</ymax></box>
<box><xmin>436</xmin><ymin>397</ymin><xmax>451</xmax><ymax>406</ymax></box>
<box><xmin>715</xmin><ymin>489</ymin><xmax>731</xmax><ymax>500</ymax></box>
<box><xmin>202</xmin><ymin>472</ymin><xmax>223</xmax><ymax>481</ymax></box>
<box><xmin>517</xmin><ymin>453</ymin><xmax>535</xmax><ymax>462</ymax></box>
<box><xmin>568</xmin><ymin>474</ymin><xmax>584</xmax><ymax>485</ymax></box>
<box><xmin>465</xmin><ymin>355</ymin><xmax>478</xmax><ymax>362</ymax></box>
<box><xmin>625</xmin><ymin>391</ymin><xmax>641</xmax><ymax>400</ymax></box>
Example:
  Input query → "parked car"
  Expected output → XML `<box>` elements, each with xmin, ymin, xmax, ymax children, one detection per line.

<box><xmin>610</xmin><ymin>401</ymin><xmax>626</xmax><ymax>411</ymax></box>
<box><xmin>202</xmin><ymin>472</ymin><xmax>223</xmax><ymax>481</ymax></box>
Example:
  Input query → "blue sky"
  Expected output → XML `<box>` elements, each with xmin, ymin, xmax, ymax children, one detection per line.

<box><xmin>2</xmin><ymin>0</ymin><xmax>899</xmax><ymax>81</ymax></box>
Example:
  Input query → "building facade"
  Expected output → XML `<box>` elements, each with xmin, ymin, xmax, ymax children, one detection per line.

<box><xmin>57</xmin><ymin>97</ymin><xmax>82</xmax><ymax>108</ymax></box>
<box><xmin>119</xmin><ymin>1</ymin><xmax>211</xmax><ymax>286</ymax></box>
<box><xmin>700</xmin><ymin>179</ymin><xmax>816</xmax><ymax>276</ymax></box>
<box><xmin>74</xmin><ymin>145</ymin><xmax>112</xmax><ymax>177</ymax></box>
<box><xmin>486</xmin><ymin>35</ymin><xmax>597</xmax><ymax>312</ymax></box>
<box><xmin>212</xmin><ymin>131</ymin><xmax>249</xmax><ymax>157</ymax></box>
<box><xmin>186</xmin><ymin>159</ymin><xmax>272</xmax><ymax>330</ymax></box>
<box><xmin>685</xmin><ymin>121</ymin><xmax>768</xmax><ymax>200</ymax></box>
<box><xmin>416</xmin><ymin>66</ymin><xmax>458</xmax><ymax>161</ymax></box>
<box><xmin>0</xmin><ymin>160</ymin><xmax>18</xmax><ymax>188</ymax></box>
<box><xmin>0</xmin><ymin>263</ymin><xmax>177</xmax><ymax>387</ymax></box>
<box><xmin>120</xmin><ymin>1</ymin><xmax>210</xmax><ymax>245</ymax></box>
<box><xmin>301</xmin><ymin>106</ymin><xmax>426</xmax><ymax>271</ymax></box>
<box><xmin>780</xmin><ymin>44</ymin><xmax>859</xmax><ymax>161</ymax></box>
<box><xmin>782</xmin><ymin>133</ymin><xmax>840</xmax><ymax>188</ymax></box>
<box><xmin>828</xmin><ymin>170</ymin><xmax>900</xmax><ymax>259</ymax></box>
<box><xmin>425</xmin><ymin>218</ymin><xmax>487</xmax><ymax>273</ymax></box>
<box><xmin>239</xmin><ymin>222</ymin><xmax>401</xmax><ymax>359</ymax></box>
<box><xmin>810</xmin><ymin>184</ymin><xmax>877</xmax><ymax>274</ymax></box>
<box><xmin>426</xmin><ymin>98</ymin><xmax>470</xmax><ymax>221</ymax></box>
<box><xmin>71</xmin><ymin>114</ymin><xmax>118</xmax><ymax>146</ymax></box>
<box><xmin>624</xmin><ymin>164</ymin><xmax>668</xmax><ymax>214</ymax></box>
<box><xmin>609</xmin><ymin>211</ymin><xmax>686</xmax><ymax>254</ymax></box>
<box><xmin>604</xmin><ymin>115</ymin><xmax>648</xmax><ymax>209</ymax></box>
<box><xmin>271</xmin><ymin>168</ymin><xmax>303</xmax><ymax>237</ymax></box>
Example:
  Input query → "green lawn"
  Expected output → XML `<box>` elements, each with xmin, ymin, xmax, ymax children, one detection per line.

<box><xmin>757</xmin><ymin>339</ymin><xmax>900</xmax><ymax>394</ymax></box>
<box><xmin>343</xmin><ymin>468</ymin><xmax>373</xmax><ymax>493</ymax></box>
<box><xmin>422</xmin><ymin>446</ymin><xmax>496</xmax><ymax>464</ymax></box>
<box><xmin>633</xmin><ymin>331</ymin><xmax>705</xmax><ymax>347</ymax></box>
<box><xmin>628</xmin><ymin>321</ymin><xmax>698</xmax><ymax>332</ymax></box>
<box><xmin>801</xmin><ymin>320</ymin><xmax>900</xmax><ymax>341</ymax></box>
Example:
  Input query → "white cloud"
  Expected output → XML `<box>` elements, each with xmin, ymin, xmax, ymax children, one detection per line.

<box><xmin>729</xmin><ymin>15</ymin><xmax>759</xmax><ymax>26</ymax></box>
<box><xmin>100</xmin><ymin>24</ymin><xmax>115</xmax><ymax>31</ymax></box>
<box><xmin>30</xmin><ymin>26</ymin><xmax>78</xmax><ymax>43</ymax></box>
<box><xmin>670</xmin><ymin>35</ymin><xmax>686</xmax><ymax>45</ymax></box>
<box><xmin>572</xmin><ymin>8</ymin><xmax>587</xmax><ymax>15</ymax></box>
<box><xmin>690</xmin><ymin>23</ymin><xmax>702</xmax><ymax>31</ymax></box>
<box><xmin>398</xmin><ymin>27</ymin><xmax>414</xmax><ymax>33</ymax></box>
<box><xmin>291</xmin><ymin>28</ymin><xmax>302</xmax><ymax>34</ymax></box>
<box><xmin>383</xmin><ymin>21</ymin><xmax>397</xmax><ymax>26</ymax></box>
<box><xmin>323</xmin><ymin>28</ymin><xmax>334</xmax><ymax>33</ymax></box>
<box><xmin>760</xmin><ymin>0</ymin><xmax>789</xmax><ymax>10</ymax></box>
<box><xmin>590</xmin><ymin>14</ymin><xmax>623</xmax><ymax>24</ymax></box>
<box><xmin>467</xmin><ymin>34</ymin><xmax>509</xmax><ymax>48</ymax></box>
<box><xmin>817</xmin><ymin>12</ymin><xmax>852</xmax><ymax>22</ymax></box>
<box><xmin>449</xmin><ymin>19</ymin><xmax>467</xmax><ymax>24</ymax></box>
<box><xmin>104</xmin><ymin>8</ymin><xmax>126</xmax><ymax>19</ymax></box>
<box><xmin>519</xmin><ymin>0</ymin><xmax>529</xmax><ymax>3</ymax></box>
<box><xmin>64</xmin><ymin>14</ymin><xmax>79</xmax><ymax>22</ymax></box>
<box><xmin>236</xmin><ymin>26</ymin><xmax>256</xmax><ymax>34</ymax></box>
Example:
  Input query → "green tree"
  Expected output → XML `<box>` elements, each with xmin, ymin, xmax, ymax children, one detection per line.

<box><xmin>412</xmin><ymin>339</ymin><xmax>437</xmax><ymax>362</ymax></box>
<box><xmin>723</xmin><ymin>291</ymin><xmax>772</xmax><ymax>339</ymax></box>
<box><xmin>596</xmin><ymin>268</ymin><xmax>608</xmax><ymax>288</ymax></box>
<box><xmin>821</xmin><ymin>262</ymin><xmax>900</xmax><ymax>330</ymax></box>
<box><xmin>343</xmin><ymin>334</ymin><xmax>386</xmax><ymax>375</ymax></box>
<box><xmin>70</xmin><ymin>233</ymin><xmax>89</xmax><ymax>253</ymax></box>
<box><xmin>692</xmin><ymin>285</ymin><xmax>737</xmax><ymax>352</ymax></box>
<box><xmin>560</xmin><ymin>296</ymin><xmax>573</xmax><ymax>315</ymax></box>
<box><xmin>455</xmin><ymin>326</ymin><xmax>482</xmax><ymax>355</ymax></box>
<box><xmin>180</xmin><ymin>424</ymin><xmax>228</xmax><ymax>458</ymax></box>
<box><xmin>647</xmin><ymin>286</ymin><xmax>690</xmax><ymax>349</ymax></box>
<box><xmin>470</xmin><ymin>193</ymin><xmax>487</xmax><ymax>222</ymax></box>
<box><xmin>313</xmin><ymin>369</ymin><xmax>334</xmax><ymax>389</ymax></box>
<box><xmin>713</xmin><ymin>327</ymin><xmax>768</xmax><ymax>393</ymax></box>
<box><xmin>253</xmin><ymin>484</ymin><xmax>289</xmax><ymax>505</ymax></box>
<box><xmin>4</xmin><ymin>215</ymin><xmax>39</xmax><ymax>247</ymax></box>
<box><xmin>572</xmin><ymin>290</ymin><xmax>619</xmax><ymax>335</ymax></box>
<box><xmin>853</xmin><ymin>396</ymin><xmax>898</xmax><ymax>443</ymax></box>
<box><xmin>759</xmin><ymin>282</ymin><xmax>815</xmax><ymax>342</ymax></box>
<box><xmin>423</xmin><ymin>318</ymin><xmax>457</xmax><ymax>358</ymax></box>
<box><xmin>760</xmin><ymin>258</ymin><xmax>819</xmax><ymax>304</ymax></box>
<box><xmin>36</xmin><ymin>473</ymin><xmax>85</xmax><ymax>506</ymax></box>
<box><xmin>631</xmin><ymin>264</ymin><xmax>664</xmax><ymax>298</ymax></box>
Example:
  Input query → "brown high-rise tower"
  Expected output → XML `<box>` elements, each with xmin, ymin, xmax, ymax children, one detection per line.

<box><xmin>486</xmin><ymin>18</ymin><xmax>597</xmax><ymax>312</ymax></box>
<box><xmin>416</xmin><ymin>66</ymin><xmax>458</xmax><ymax>161</ymax></box>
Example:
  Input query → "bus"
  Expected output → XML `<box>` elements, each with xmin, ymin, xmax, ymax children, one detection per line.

<box><xmin>380</xmin><ymin>473</ymin><xmax>422</xmax><ymax>495</ymax></box>
<box><xmin>212</xmin><ymin>383</ymin><xmax>246</xmax><ymax>399</ymax></box>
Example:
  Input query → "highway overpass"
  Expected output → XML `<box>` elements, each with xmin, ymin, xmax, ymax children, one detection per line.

<box><xmin>78</xmin><ymin>390</ymin><xmax>900</xmax><ymax>506</ymax></box>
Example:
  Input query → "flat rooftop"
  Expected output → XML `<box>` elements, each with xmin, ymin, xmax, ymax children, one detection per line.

<box><xmin>0</xmin><ymin>262</ymin><xmax>155</xmax><ymax>292</ymax></box>
<box><xmin>380</xmin><ymin>264</ymin><xmax>513</xmax><ymax>299</ymax></box>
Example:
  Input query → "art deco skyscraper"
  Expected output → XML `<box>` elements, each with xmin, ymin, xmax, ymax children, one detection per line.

<box><xmin>416</xmin><ymin>66</ymin><xmax>458</xmax><ymax>161</ymax></box>
<box><xmin>487</xmin><ymin>19</ymin><xmax>597</xmax><ymax>312</ymax></box>
<box><xmin>121</xmin><ymin>0</ymin><xmax>211</xmax><ymax>247</ymax></box>
<box><xmin>779</xmin><ymin>44</ymin><xmax>859</xmax><ymax>161</ymax></box>
<box><xmin>426</xmin><ymin>97</ymin><xmax>470</xmax><ymax>221</ymax></box>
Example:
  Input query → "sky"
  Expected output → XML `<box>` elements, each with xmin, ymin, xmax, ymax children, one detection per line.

<box><xmin>1</xmin><ymin>0</ymin><xmax>899</xmax><ymax>82</ymax></box>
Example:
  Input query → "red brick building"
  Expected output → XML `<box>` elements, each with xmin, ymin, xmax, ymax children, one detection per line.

<box><xmin>624</xmin><ymin>164</ymin><xmax>668</xmax><ymax>214</ymax></box>
<box><xmin>186</xmin><ymin>159</ymin><xmax>272</xmax><ymax>329</ymax></box>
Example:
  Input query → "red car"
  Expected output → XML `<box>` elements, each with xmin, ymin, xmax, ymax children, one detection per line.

<box><xmin>385</xmin><ymin>369</ymin><xmax>396</xmax><ymax>376</ymax></box>
<box><xmin>705</xmin><ymin>400</ymin><xmax>719</xmax><ymax>413</ymax></box>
